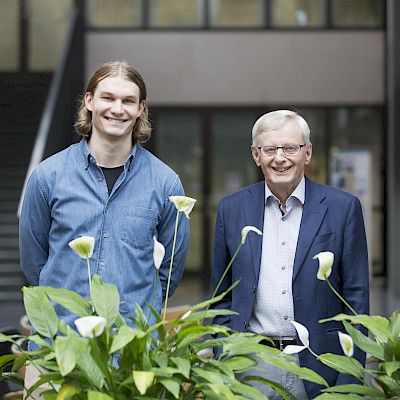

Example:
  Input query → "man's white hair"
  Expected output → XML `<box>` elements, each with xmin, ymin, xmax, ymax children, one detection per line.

<box><xmin>252</xmin><ymin>110</ymin><xmax>311</xmax><ymax>144</ymax></box>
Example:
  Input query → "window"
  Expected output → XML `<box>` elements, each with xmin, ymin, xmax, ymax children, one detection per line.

<box><xmin>149</xmin><ymin>0</ymin><xmax>203</xmax><ymax>28</ymax></box>
<box><xmin>210</xmin><ymin>0</ymin><xmax>264</xmax><ymax>27</ymax></box>
<box><xmin>154</xmin><ymin>111</ymin><xmax>203</xmax><ymax>272</ymax></box>
<box><xmin>29</xmin><ymin>0</ymin><xmax>73</xmax><ymax>70</ymax></box>
<box><xmin>332</xmin><ymin>0</ymin><xmax>384</xmax><ymax>27</ymax></box>
<box><xmin>0</xmin><ymin>0</ymin><xmax>20</xmax><ymax>71</ymax></box>
<box><xmin>271</xmin><ymin>0</ymin><xmax>325</xmax><ymax>27</ymax></box>
<box><xmin>87</xmin><ymin>0</ymin><xmax>142</xmax><ymax>28</ymax></box>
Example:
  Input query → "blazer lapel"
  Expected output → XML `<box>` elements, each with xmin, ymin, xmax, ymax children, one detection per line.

<box><xmin>243</xmin><ymin>182</ymin><xmax>265</xmax><ymax>282</ymax></box>
<box><xmin>293</xmin><ymin>179</ymin><xmax>327</xmax><ymax>281</ymax></box>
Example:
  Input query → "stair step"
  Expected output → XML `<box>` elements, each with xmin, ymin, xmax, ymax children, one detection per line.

<box><xmin>0</xmin><ymin>275</ymin><xmax>26</xmax><ymax>285</ymax></box>
<box><xmin>0</xmin><ymin>214</ymin><xmax>18</xmax><ymax>223</ymax></box>
<box><xmin>0</xmin><ymin>224</ymin><xmax>19</xmax><ymax>235</ymax></box>
<box><xmin>0</xmin><ymin>249</ymin><xmax>20</xmax><ymax>261</ymax></box>
<box><xmin>0</xmin><ymin>292</ymin><xmax>23</xmax><ymax>301</ymax></box>
<box><xmin>0</xmin><ymin>264</ymin><xmax>21</xmax><ymax>273</ymax></box>
<box><xmin>0</xmin><ymin>237</ymin><xmax>19</xmax><ymax>247</ymax></box>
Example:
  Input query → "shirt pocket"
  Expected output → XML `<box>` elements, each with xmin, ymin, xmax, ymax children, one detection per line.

<box><xmin>121</xmin><ymin>207</ymin><xmax>159</xmax><ymax>248</ymax></box>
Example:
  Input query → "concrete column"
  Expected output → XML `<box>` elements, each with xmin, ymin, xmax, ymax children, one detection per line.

<box><xmin>386</xmin><ymin>0</ymin><xmax>400</xmax><ymax>312</ymax></box>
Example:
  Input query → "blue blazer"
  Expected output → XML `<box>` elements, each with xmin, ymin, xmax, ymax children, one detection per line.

<box><xmin>211</xmin><ymin>177</ymin><xmax>369</xmax><ymax>399</ymax></box>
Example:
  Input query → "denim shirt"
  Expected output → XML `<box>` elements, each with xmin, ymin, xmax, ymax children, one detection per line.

<box><xmin>19</xmin><ymin>139</ymin><xmax>189</xmax><ymax>328</ymax></box>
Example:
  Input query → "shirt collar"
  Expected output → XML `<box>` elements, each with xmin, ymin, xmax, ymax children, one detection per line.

<box><xmin>264</xmin><ymin>176</ymin><xmax>306</xmax><ymax>206</ymax></box>
<box><xmin>80</xmin><ymin>138</ymin><xmax>138</xmax><ymax>171</ymax></box>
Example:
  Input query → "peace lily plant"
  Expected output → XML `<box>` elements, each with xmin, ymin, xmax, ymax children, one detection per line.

<box><xmin>281</xmin><ymin>251</ymin><xmax>400</xmax><ymax>399</ymax></box>
<box><xmin>0</xmin><ymin>196</ymin><xmax>326</xmax><ymax>400</ymax></box>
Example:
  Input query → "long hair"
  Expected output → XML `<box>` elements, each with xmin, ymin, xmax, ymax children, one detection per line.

<box><xmin>74</xmin><ymin>61</ymin><xmax>152</xmax><ymax>143</ymax></box>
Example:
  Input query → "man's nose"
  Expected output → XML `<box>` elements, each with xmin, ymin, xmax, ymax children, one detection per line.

<box><xmin>111</xmin><ymin>100</ymin><xmax>123</xmax><ymax>114</ymax></box>
<box><xmin>274</xmin><ymin>147</ymin><xmax>286</xmax><ymax>160</ymax></box>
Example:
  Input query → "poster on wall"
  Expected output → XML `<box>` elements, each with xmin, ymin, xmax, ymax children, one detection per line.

<box><xmin>330</xmin><ymin>149</ymin><xmax>372</xmax><ymax>273</ymax></box>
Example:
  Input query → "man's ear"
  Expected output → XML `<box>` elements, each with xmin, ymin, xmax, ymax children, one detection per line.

<box><xmin>251</xmin><ymin>145</ymin><xmax>261</xmax><ymax>167</ymax></box>
<box><xmin>84</xmin><ymin>92</ymin><xmax>93</xmax><ymax>112</ymax></box>
<box><xmin>139</xmin><ymin>100</ymin><xmax>145</xmax><ymax>116</ymax></box>
<box><xmin>305</xmin><ymin>143</ymin><xmax>312</xmax><ymax>165</ymax></box>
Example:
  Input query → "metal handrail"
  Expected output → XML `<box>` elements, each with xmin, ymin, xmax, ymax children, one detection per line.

<box><xmin>17</xmin><ymin>8</ymin><xmax>82</xmax><ymax>217</ymax></box>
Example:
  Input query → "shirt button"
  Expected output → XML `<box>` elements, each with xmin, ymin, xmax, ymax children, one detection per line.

<box><xmin>100</xmin><ymin>261</ymin><xmax>105</xmax><ymax>267</ymax></box>
<box><xmin>284</xmin><ymin>316</ymin><xmax>289</xmax><ymax>320</ymax></box>
<box><xmin>282</xmin><ymin>266</ymin><xmax>286</xmax><ymax>270</ymax></box>
<box><xmin>282</xmin><ymin>241</ymin><xmax>286</xmax><ymax>246</ymax></box>
<box><xmin>98</xmin><ymin>177</ymin><xmax>103</xmax><ymax>182</ymax></box>
<box><xmin>102</xmin><ymin>233</ymin><xmax>108</xmax><ymax>238</ymax></box>
<box><xmin>282</xmin><ymin>290</ymin><xmax>287</xmax><ymax>294</ymax></box>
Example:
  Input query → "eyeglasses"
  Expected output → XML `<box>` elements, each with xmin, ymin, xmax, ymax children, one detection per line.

<box><xmin>256</xmin><ymin>144</ymin><xmax>307</xmax><ymax>157</ymax></box>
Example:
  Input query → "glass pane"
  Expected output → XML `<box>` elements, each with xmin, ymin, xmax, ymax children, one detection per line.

<box><xmin>271</xmin><ymin>0</ymin><xmax>325</xmax><ymax>27</ymax></box>
<box><xmin>149</xmin><ymin>0</ymin><xmax>203</xmax><ymax>27</ymax></box>
<box><xmin>330</xmin><ymin>107</ymin><xmax>384</xmax><ymax>270</ymax></box>
<box><xmin>211</xmin><ymin>111</ymin><xmax>259</xmax><ymax>207</ymax></box>
<box><xmin>87</xmin><ymin>0</ymin><xmax>142</xmax><ymax>28</ymax></box>
<box><xmin>210</xmin><ymin>0</ymin><xmax>264</xmax><ymax>27</ymax></box>
<box><xmin>155</xmin><ymin>111</ymin><xmax>203</xmax><ymax>272</ymax></box>
<box><xmin>332</xmin><ymin>0</ymin><xmax>384</xmax><ymax>27</ymax></box>
<box><xmin>0</xmin><ymin>0</ymin><xmax>20</xmax><ymax>71</ymax></box>
<box><xmin>29</xmin><ymin>0</ymin><xmax>73</xmax><ymax>71</ymax></box>
<box><xmin>297</xmin><ymin>108</ymin><xmax>327</xmax><ymax>184</ymax></box>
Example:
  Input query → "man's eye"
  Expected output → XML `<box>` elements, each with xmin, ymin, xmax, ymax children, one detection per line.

<box><xmin>102</xmin><ymin>96</ymin><xmax>112</xmax><ymax>100</ymax></box>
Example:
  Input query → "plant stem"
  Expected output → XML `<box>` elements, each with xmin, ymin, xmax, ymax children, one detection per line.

<box><xmin>211</xmin><ymin>242</ymin><xmax>242</xmax><ymax>301</ymax></box>
<box><xmin>326</xmin><ymin>278</ymin><xmax>358</xmax><ymax>316</ymax></box>
<box><xmin>86</xmin><ymin>257</ymin><xmax>93</xmax><ymax>311</ymax></box>
<box><xmin>162</xmin><ymin>211</ymin><xmax>180</xmax><ymax>321</ymax></box>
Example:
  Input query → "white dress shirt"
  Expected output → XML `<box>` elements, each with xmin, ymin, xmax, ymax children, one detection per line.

<box><xmin>248</xmin><ymin>177</ymin><xmax>305</xmax><ymax>338</ymax></box>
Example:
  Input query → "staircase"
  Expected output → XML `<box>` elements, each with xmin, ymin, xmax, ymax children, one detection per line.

<box><xmin>0</xmin><ymin>73</ymin><xmax>51</xmax><ymax>308</ymax></box>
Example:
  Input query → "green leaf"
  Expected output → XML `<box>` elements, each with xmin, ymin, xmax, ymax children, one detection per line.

<box><xmin>76</xmin><ymin>345</ymin><xmax>105</xmax><ymax>389</ymax></box>
<box><xmin>109</xmin><ymin>324</ymin><xmax>142</xmax><ymax>353</ymax></box>
<box><xmin>176</xmin><ymin>325</ymin><xmax>228</xmax><ymax>349</ymax></box>
<box><xmin>314</xmin><ymin>394</ymin><xmax>363</xmax><ymax>399</ymax></box>
<box><xmin>384</xmin><ymin>360</ymin><xmax>400</xmax><ymax>377</ymax></box>
<box><xmin>44</xmin><ymin>286</ymin><xmax>91</xmax><ymax>317</ymax></box>
<box><xmin>241</xmin><ymin>375</ymin><xmax>295</xmax><ymax>399</ymax></box>
<box><xmin>317</xmin><ymin>353</ymin><xmax>365</xmax><ymax>379</ymax></box>
<box><xmin>91</xmin><ymin>274</ymin><xmax>120</xmax><ymax>327</ymax></box>
<box><xmin>23</xmin><ymin>286</ymin><xmax>58</xmax><ymax>338</ymax></box>
<box><xmin>388</xmin><ymin>310</ymin><xmax>400</xmax><ymax>337</ymax></box>
<box><xmin>56</xmin><ymin>384</ymin><xmax>82</xmax><ymax>400</ymax></box>
<box><xmin>178</xmin><ymin>309</ymin><xmax>237</xmax><ymax>323</ymax></box>
<box><xmin>0</xmin><ymin>333</ymin><xmax>18</xmax><ymax>343</ymax></box>
<box><xmin>322</xmin><ymin>383</ymin><xmax>386</xmax><ymax>397</ymax></box>
<box><xmin>222</xmin><ymin>355</ymin><xmax>257</xmax><ymax>372</ymax></box>
<box><xmin>170</xmin><ymin>357</ymin><xmax>191</xmax><ymax>379</ymax></box>
<box><xmin>55</xmin><ymin>336</ymin><xmax>88</xmax><ymax>376</ymax></box>
<box><xmin>0</xmin><ymin>354</ymin><xmax>17</xmax><ymax>369</ymax></box>
<box><xmin>133</xmin><ymin>370</ymin><xmax>154</xmax><ymax>395</ymax></box>
<box><xmin>258</xmin><ymin>353</ymin><xmax>329</xmax><ymax>387</ymax></box>
<box><xmin>320</xmin><ymin>314</ymin><xmax>390</xmax><ymax>343</ymax></box>
<box><xmin>192</xmin><ymin>367</ymin><xmax>224</xmax><ymax>384</ymax></box>
<box><xmin>28</xmin><ymin>334</ymin><xmax>52</xmax><ymax>348</ymax></box>
<box><xmin>87</xmin><ymin>391</ymin><xmax>113</xmax><ymax>400</ymax></box>
<box><xmin>223</xmin><ymin>336</ymin><xmax>280</xmax><ymax>358</ymax></box>
<box><xmin>160</xmin><ymin>378</ymin><xmax>181</xmax><ymax>399</ymax></box>
<box><xmin>189</xmin><ymin>281</ymin><xmax>240</xmax><ymax>312</ymax></box>
<box><xmin>204</xmin><ymin>383</ymin><xmax>239</xmax><ymax>400</ymax></box>
<box><xmin>229</xmin><ymin>380</ymin><xmax>270</xmax><ymax>400</ymax></box>
<box><xmin>343</xmin><ymin>321</ymin><xmax>385</xmax><ymax>360</ymax></box>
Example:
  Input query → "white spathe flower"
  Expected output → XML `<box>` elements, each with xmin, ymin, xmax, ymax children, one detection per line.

<box><xmin>313</xmin><ymin>251</ymin><xmax>334</xmax><ymax>280</ymax></box>
<box><xmin>338</xmin><ymin>331</ymin><xmax>354</xmax><ymax>357</ymax></box>
<box><xmin>153</xmin><ymin>236</ymin><xmax>165</xmax><ymax>270</ymax></box>
<box><xmin>241</xmin><ymin>226</ymin><xmax>262</xmax><ymax>245</ymax></box>
<box><xmin>291</xmin><ymin>320</ymin><xmax>310</xmax><ymax>346</ymax></box>
<box><xmin>181</xmin><ymin>310</ymin><xmax>192</xmax><ymax>320</ymax></box>
<box><xmin>68</xmin><ymin>236</ymin><xmax>95</xmax><ymax>259</ymax></box>
<box><xmin>74</xmin><ymin>316</ymin><xmax>106</xmax><ymax>338</ymax></box>
<box><xmin>169</xmin><ymin>196</ymin><xmax>197</xmax><ymax>218</ymax></box>
<box><xmin>282</xmin><ymin>344</ymin><xmax>308</xmax><ymax>355</ymax></box>
<box><xmin>133</xmin><ymin>371</ymin><xmax>155</xmax><ymax>395</ymax></box>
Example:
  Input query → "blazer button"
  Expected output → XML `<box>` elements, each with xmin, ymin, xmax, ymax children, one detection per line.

<box><xmin>251</xmin><ymin>286</ymin><xmax>256</xmax><ymax>293</ymax></box>
<box><xmin>244</xmin><ymin>322</ymin><xmax>248</xmax><ymax>330</ymax></box>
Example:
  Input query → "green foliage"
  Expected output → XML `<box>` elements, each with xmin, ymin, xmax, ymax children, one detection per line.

<box><xmin>1</xmin><ymin>275</ymin><xmax>314</xmax><ymax>399</ymax></box>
